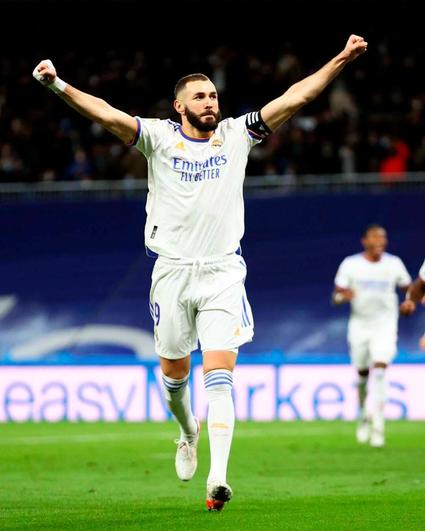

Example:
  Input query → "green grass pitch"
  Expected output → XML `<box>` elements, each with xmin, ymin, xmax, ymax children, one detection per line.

<box><xmin>1</xmin><ymin>421</ymin><xmax>424</xmax><ymax>530</ymax></box>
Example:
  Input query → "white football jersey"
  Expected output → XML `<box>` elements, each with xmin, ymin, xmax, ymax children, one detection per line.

<box><xmin>132</xmin><ymin>116</ymin><xmax>260</xmax><ymax>258</ymax></box>
<box><xmin>419</xmin><ymin>259</ymin><xmax>425</xmax><ymax>281</ymax></box>
<box><xmin>335</xmin><ymin>253</ymin><xmax>411</xmax><ymax>323</ymax></box>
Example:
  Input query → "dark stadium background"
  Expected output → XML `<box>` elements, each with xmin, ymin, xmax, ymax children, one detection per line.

<box><xmin>1</xmin><ymin>0</ymin><xmax>424</xmax><ymax>364</ymax></box>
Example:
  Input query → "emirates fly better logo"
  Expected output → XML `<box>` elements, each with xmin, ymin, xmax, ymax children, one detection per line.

<box><xmin>172</xmin><ymin>155</ymin><xmax>228</xmax><ymax>182</ymax></box>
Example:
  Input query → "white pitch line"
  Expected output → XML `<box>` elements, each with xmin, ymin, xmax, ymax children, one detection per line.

<box><xmin>0</xmin><ymin>427</ymin><xmax>345</xmax><ymax>446</ymax></box>
<box><xmin>0</xmin><ymin>433</ymin><xmax>160</xmax><ymax>445</ymax></box>
<box><xmin>0</xmin><ymin>423</ymin><xmax>419</xmax><ymax>446</ymax></box>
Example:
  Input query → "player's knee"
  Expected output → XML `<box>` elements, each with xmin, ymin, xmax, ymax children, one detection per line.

<box><xmin>358</xmin><ymin>368</ymin><xmax>370</xmax><ymax>377</ymax></box>
<box><xmin>159</xmin><ymin>355</ymin><xmax>191</xmax><ymax>379</ymax></box>
<box><xmin>373</xmin><ymin>362</ymin><xmax>387</xmax><ymax>370</ymax></box>
<box><xmin>203</xmin><ymin>350</ymin><xmax>237</xmax><ymax>374</ymax></box>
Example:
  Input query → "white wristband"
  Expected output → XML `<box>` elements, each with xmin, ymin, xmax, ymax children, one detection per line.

<box><xmin>48</xmin><ymin>77</ymin><xmax>67</xmax><ymax>94</ymax></box>
<box><xmin>334</xmin><ymin>292</ymin><xmax>344</xmax><ymax>303</ymax></box>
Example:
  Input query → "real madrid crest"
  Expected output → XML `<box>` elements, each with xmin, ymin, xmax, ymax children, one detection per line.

<box><xmin>212</xmin><ymin>138</ymin><xmax>223</xmax><ymax>148</ymax></box>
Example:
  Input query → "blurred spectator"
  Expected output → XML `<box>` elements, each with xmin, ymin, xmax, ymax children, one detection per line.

<box><xmin>1</xmin><ymin>37</ymin><xmax>425</xmax><ymax>182</ymax></box>
<box><xmin>0</xmin><ymin>143</ymin><xmax>24</xmax><ymax>181</ymax></box>
<box><xmin>64</xmin><ymin>149</ymin><xmax>92</xmax><ymax>181</ymax></box>
<box><xmin>379</xmin><ymin>137</ymin><xmax>410</xmax><ymax>182</ymax></box>
<box><xmin>329</xmin><ymin>80</ymin><xmax>358</xmax><ymax>120</ymax></box>
<box><xmin>122</xmin><ymin>149</ymin><xmax>148</xmax><ymax>181</ymax></box>
<box><xmin>412</xmin><ymin>135</ymin><xmax>425</xmax><ymax>170</ymax></box>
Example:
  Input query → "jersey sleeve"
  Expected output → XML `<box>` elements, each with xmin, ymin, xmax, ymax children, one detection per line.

<box><xmin>231</xmin><ymin>114</ymin><xmax>269</xmax><ymax>151</ymax></box>
<box><xmin>129</xmin><ymin>117</ymin><xmax>163</xmax><ymax>157</ymax></box>
<box><xmin>419</xmin><ymin>260</ymin><xmax>425</xmax><ymax>282</ymax></box>
<box><xmin>395</xmin><ymin>258</ymin><xmax>412</xmax><ymax>287</ymax></box>
<box><xmin>334</xmin><ymin>259</ymin><xmax>351</xmax><ymax>289</ymax></box>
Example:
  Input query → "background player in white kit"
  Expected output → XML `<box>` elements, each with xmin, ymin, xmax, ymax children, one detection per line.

<box><xmin>33</xmin><ymin>34</ymin><xmax>367</xmax><ymax>510</ymax></box>
<box><xmin>400</xmin><ymin>259</ymin><xmax>425</xmax><ymax>348</ymax></box>
<box><xmin>333</xmin><ymin>225</ymin><xmax>411</xmax><ymax>448</ymax></box>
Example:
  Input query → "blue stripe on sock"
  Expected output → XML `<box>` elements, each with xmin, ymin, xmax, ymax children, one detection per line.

<box><xmin>204</xmin><ymin>371</ymin><xmax>233</xmax><ymax>390</ymax></box>
<box><xmin>204</xmin><ymin>372</ymin><xmax>233</xmax><ymax>384</ymax></box>
<box><xmin>162</xmin><ymin>383</ymin><xmax>185</xmax><ymax>391</ymax></box>
<box><xmin>204</xmin><ymin>370</ymin><xmax>232</xmax><ymax>378</ymax></box>
<box><xmin>162</xmin><ymin>376</ymin><xmax>188</xmax><ymax>392</ymax></box>
<box><xmin>205</xmin><ymin>379</ymin><xmax>233</xmax><ymax>389</ymax></box>
<box><xmin>162</xmin><ymin>379</ymin><xmax>186</xmax><ymax>387</ymax></box>
<box><xmin>204</xmin><ymin>374</ymin><xmax>233</xmax><ymax>385</ymax></box>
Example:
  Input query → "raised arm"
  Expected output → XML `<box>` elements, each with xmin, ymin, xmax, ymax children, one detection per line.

<box><xmin>261</xmin><ymin>35</ymin><xmax>368</xmax><ymax>132</ymax></box>
<box><xmin>33</xmin><ymin>59</ymin><xmax>138</xmax><ymax>144</ymax></box>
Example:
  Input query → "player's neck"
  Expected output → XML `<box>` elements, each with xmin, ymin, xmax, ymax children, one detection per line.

<box><xmin>363</xmin><ymin>251</ymin><xmax>382</xmax><ymax>263</ymax></box>
<box><xmin>181</xmin><ymin>122</ymin><xmax>214</xmax><ymax>141</ymax></box>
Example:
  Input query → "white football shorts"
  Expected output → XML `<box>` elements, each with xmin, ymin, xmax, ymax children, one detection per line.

<box><xmin>348</xmin><ymin>319</ymin><xmax>397</xmax><ymax>369</ymax></box>
<box><xmin>149</xmin><ymin>253</ymin><xmax>254</xmax><ymax>359</ymax></box>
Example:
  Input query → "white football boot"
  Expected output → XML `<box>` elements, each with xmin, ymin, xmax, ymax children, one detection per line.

<box><xmin>175</xmin><ymin>417</ymin><xmax>200</xmax><ymax>481</ymax></box>
<box><xmin>370</xmin><ymin>429</ymin><xmax>385</xmax><ymax>448</ymax></box>
<box><xmin>356</xmin><ymin>418</ymin><xmax>371</xmax><ymax>444</ymax></box>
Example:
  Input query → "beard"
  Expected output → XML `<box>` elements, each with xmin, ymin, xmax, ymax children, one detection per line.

<box><xmin>184</xmin><ymin>107</ymin><xmax>222</xmax><ymax>132</ymax></box>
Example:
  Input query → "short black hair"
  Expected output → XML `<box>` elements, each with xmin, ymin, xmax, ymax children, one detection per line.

<box><xmin>174</xmin><ymin>73</ymin><xmax>211</xmax><ymax>98</ymax></box>
<box><xmin>362</xmin><ymin>224</ymin><xmax>385</xmax><ymax>237</ymax></box>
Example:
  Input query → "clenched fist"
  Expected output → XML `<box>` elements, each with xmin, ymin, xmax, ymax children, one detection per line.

<box><xmin>33</xmin><ymin>59</ymin><xmax>57</xmax><ymax>86</ymax></box>
<box><xmin>343</xmin><ymin>34</ymin><xmax>368</xmax><ymax>62</ymax></box>
<box><xmin>33</xmin><ymin>59</ymin><xmax>67</xmax><ymax>94</ymax></box>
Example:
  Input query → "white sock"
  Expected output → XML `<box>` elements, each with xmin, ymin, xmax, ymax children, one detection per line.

<box><xmin>162</xmin><ymin>373</ymin><xmax>197</xmax><ymax>441</ymax></box>
<box><xmin>357</xmin><ymin>374</ymin><xmax>368</xmax><ymax>420</ymax></box>
<box><xmin>372</xmin><ymin>368</ymin><xmax>386</xmax><ymax>433</ymax></box>
<box><xmin>204</xmin><ymin>369</ymin><xmax>235</xmax><ymax>485</ymax></box>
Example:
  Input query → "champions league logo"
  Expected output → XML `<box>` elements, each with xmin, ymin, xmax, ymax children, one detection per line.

<box><xmin>172</xmin><ymin>155</ymin><xmax>228</xmax><ymax>182</ymax></box>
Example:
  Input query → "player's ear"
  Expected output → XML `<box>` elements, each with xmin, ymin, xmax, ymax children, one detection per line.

<box><xmin>174</xmin><ymin>99</ymin><xmax>185</xmax><ymax>116</ymax></box>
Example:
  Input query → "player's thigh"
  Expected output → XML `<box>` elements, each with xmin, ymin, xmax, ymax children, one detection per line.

<box><xmin>150</xmin><ymin>260</ymin><xmax>197</xmax><ymax>359</ymax></box>
<box><xmin>370</xmin><ymin>329</ymin><xmax>397</xmax><ymax>366</ymax></box>
<box><xmin>197</xmin><ymin>279</ymin><xmax>253</xmax><ymax>353</ymax></box>
<box><xmin>348</xmin><ymin>321</ymin><xmax>371</xmax><ymax>369</ymax></box>
<box><xmin>348</xmin><ymin>340</ymin><xmax>370</xmax><ymax>370</ymax></box>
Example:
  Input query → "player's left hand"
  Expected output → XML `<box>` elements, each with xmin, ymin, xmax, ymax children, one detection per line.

<box><xmin>343</xmin><ymin>34</ymin><xmax>368</xmax><ymax>62</ymax></box>
<box><xmin>399</xmin><ymin>299</ymin><xmax>416</xmax><ymax>316</ymax></box>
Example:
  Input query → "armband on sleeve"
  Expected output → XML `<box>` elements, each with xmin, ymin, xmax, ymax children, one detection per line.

<box><xmin>245</xmin><ymin>111</ymin><xmax>272</xmax><ymax>140</ymax></box>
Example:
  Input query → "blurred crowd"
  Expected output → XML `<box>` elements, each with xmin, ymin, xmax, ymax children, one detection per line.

<box><xmin>1</xmin><ymin>39</ymin><xmax>425</xmax><ymax>183</ymax></box>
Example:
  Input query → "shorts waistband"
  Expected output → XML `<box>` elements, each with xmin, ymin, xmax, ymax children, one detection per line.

<box><xmin>150</xmin><ymin>247</ymin><xmax>242</xmax><ymax>266</ymax></box>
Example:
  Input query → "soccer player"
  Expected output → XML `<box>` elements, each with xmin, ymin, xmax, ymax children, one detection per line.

<box><xmin>400</xmin><ymin>258</ymin><xmax>425</xmax><ymax>348</ymax></box>
<box><xmin>332</xmin><ymin>225</ymin><xmax>411</xmax><ymax>448</ymax></box>
<box><xmin>33</xmin><ymin>34</ymin><xmax>367</xmax><ymax>510</ymax></box>
<box><xmin>400</xmin><ymin>259</ymin><xmax>425</xmax><ymax>313</ymax></box>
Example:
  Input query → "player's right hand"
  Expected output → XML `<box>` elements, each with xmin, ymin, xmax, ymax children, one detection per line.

<box><xmin>343</xmin><ymin>289</ymin><xmax>355</xmax><ymax>301</ymax></box>
<box><xmin>399</xmin><ymin>299</ymin><xmax>416</xmax><ymax>316</ymax></box>
<box><xmin>32</xmin><ymin>59</ymin><xmax>57</xmax><ymax>86</ymax></box>
<box><xmin>333</xmin><ymin>288</ymin><xmax>354</xmax><ymax>304</ymax></box>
